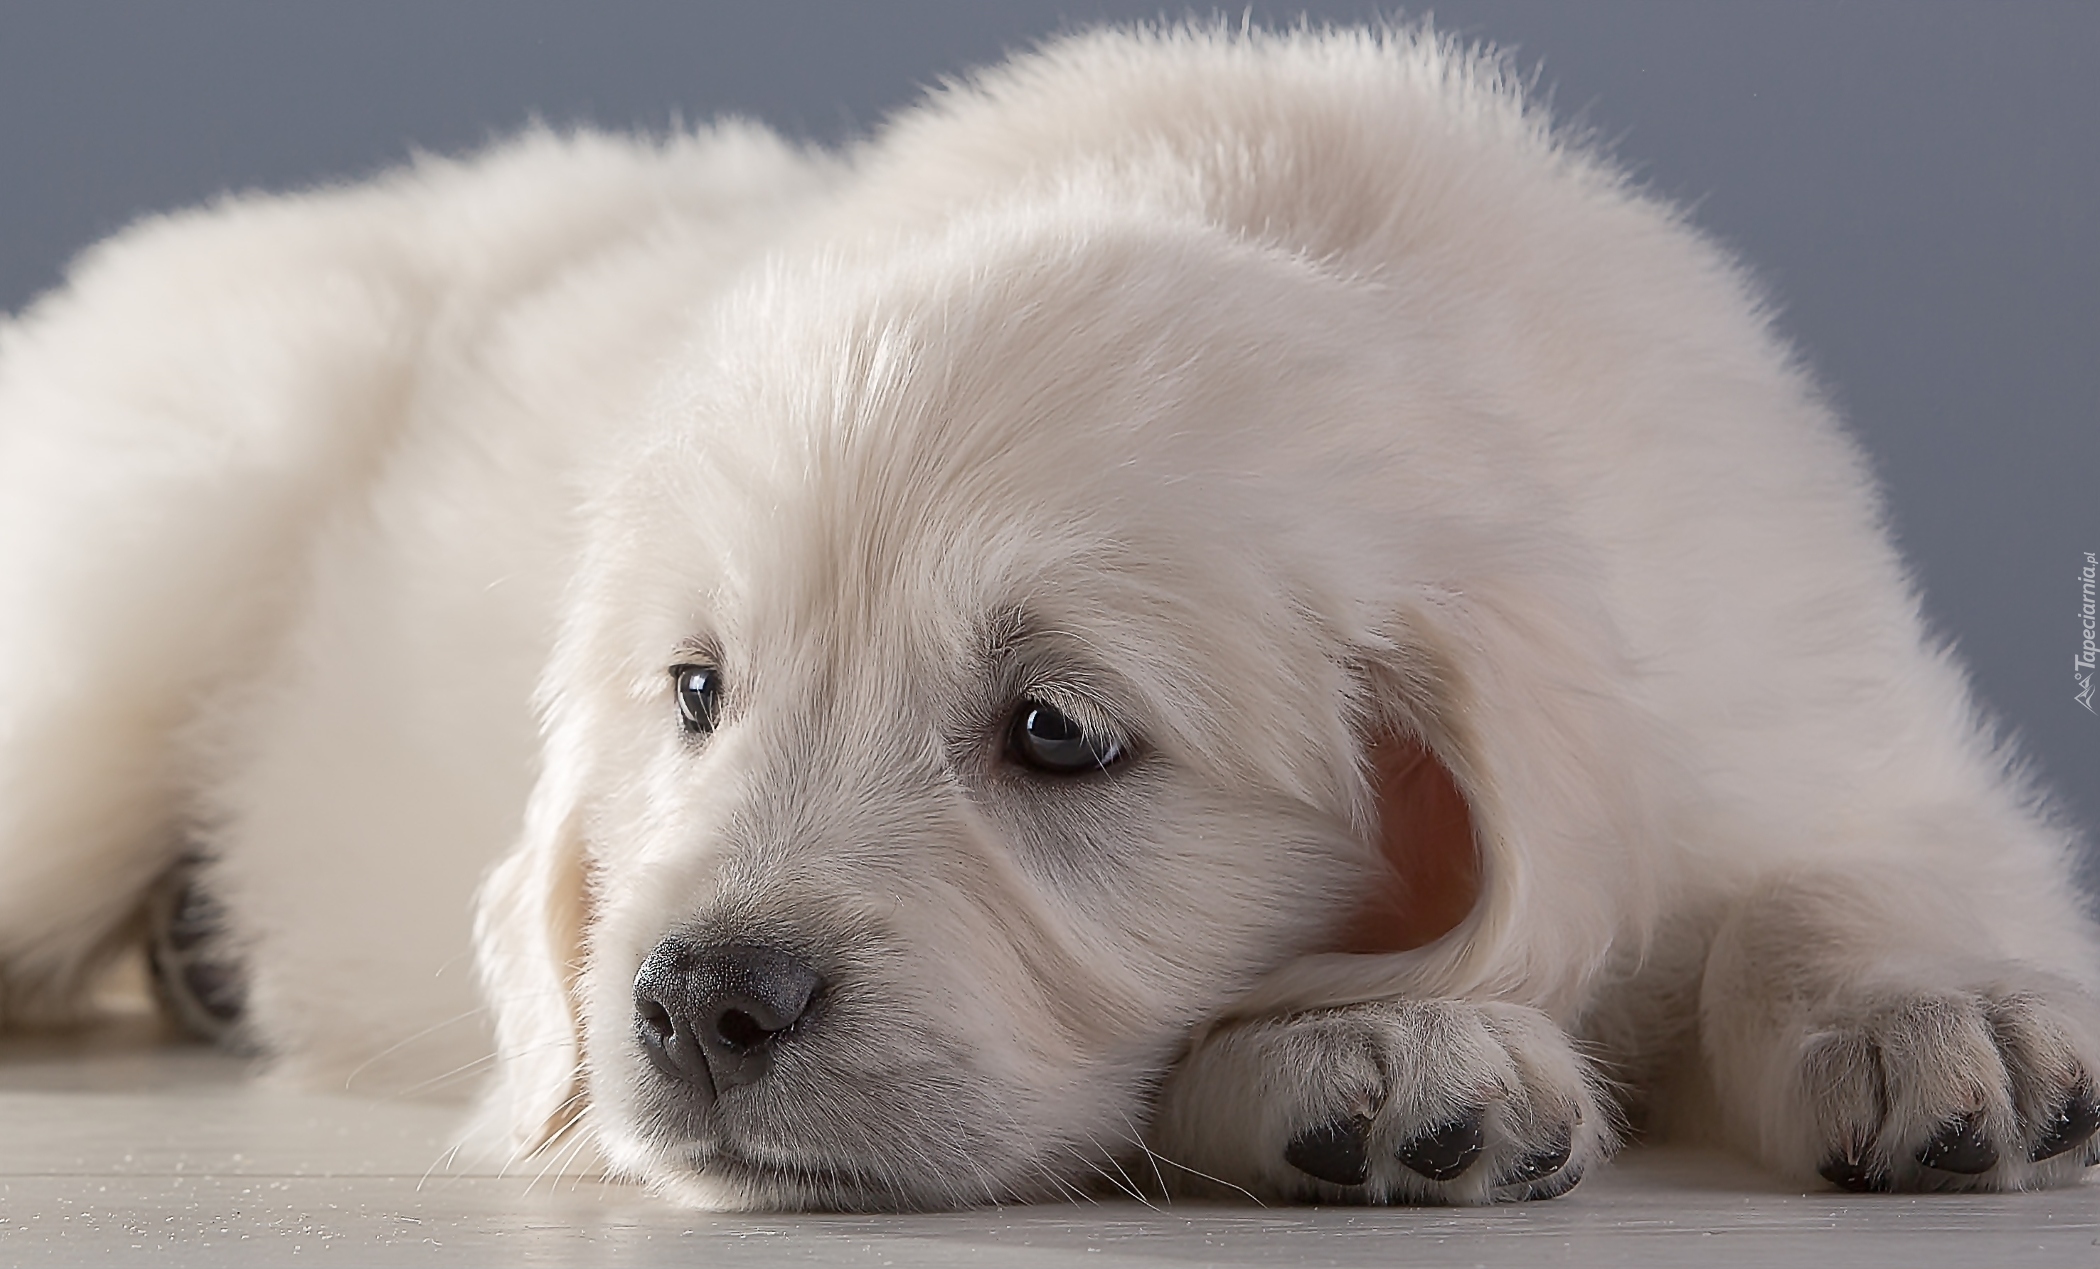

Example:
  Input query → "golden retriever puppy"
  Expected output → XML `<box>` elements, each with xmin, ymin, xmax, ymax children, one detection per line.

<box><xmin>2</xmin><ymin>24</ymin><xmax>2094</xmax><ymax>1210</ymax></box>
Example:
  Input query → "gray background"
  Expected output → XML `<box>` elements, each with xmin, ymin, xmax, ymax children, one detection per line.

<box><xmin>3</xmin><ymin>2</ymin><xmax>2094</xmax><ymax>866</ymax></box>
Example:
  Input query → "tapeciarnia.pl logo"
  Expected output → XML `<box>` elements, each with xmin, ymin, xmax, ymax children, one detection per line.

<box><xmin>2078</xmin><ymin>551</ymin><xmax>2097</xmax><ymax>713</ymax></box>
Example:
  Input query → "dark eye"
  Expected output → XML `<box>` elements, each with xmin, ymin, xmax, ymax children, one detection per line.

<box><xmin>1008</xmin><ymin>699</ymin><xmax>1123</xmax><ymax>774</ymax></box>
<box><xmin>671</xmin><ymin>664</ymin><xmax>721</xmax><ymax>736</ymax></box>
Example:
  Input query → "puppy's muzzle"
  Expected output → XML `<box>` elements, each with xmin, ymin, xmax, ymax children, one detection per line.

<box><xmin>633</xmin><ymin>939</ymin><xmax>824</xmax><ymax>1099</ymax></box>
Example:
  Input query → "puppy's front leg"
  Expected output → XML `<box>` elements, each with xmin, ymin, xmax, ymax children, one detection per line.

<box><xmin>1150</xmin><ymin>998</ymin><xmax>1613</xmax><ymax>1203</ymax></box>
<box><xmin>1702</xmin><ymin>873</ymin><xmax>2100</xmax><ymax>1192</ymax></box>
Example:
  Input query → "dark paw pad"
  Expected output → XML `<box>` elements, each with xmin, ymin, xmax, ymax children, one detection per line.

<box><xmin>1285</xmin><ymin>1115</ymin><xmax>1371</xmax><ymax>1186</ymax></box>
<box><xmin>1915</xmin><ymin>1115</ymin><xmax>1997</xmax><ymax>1175</ymax></box>
<box><xmin>2029</xmin><ymin>1086</ymin><xmax>2100</xmax><ymax>1163</ymax></box>
<box><xmin>1498</xmin><ymin>1130</ymin><xmax>1573</xmax><ymax>1186</ymax></box>
<box><xmin>1396</xmin><ymin>1109</ymin><xmax>1485</xmax><ymax>1182</ymax></box>
<box><xmin>1818</xmin><ymin>1147</ymin><xmax>1891</xmax><ymax>1193</ymax></box>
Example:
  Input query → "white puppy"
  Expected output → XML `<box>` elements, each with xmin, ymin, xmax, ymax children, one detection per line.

<box><xmin>1</xmin><ymin>24</ymin><xmax>2094</xmax><ymax>1210</ymax></box>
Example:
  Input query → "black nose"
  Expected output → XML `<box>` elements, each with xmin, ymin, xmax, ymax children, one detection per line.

<box><xmin>633</xmin><ymin>939</ymin><xmax>824</xmax><ymax>1097</ymax></box>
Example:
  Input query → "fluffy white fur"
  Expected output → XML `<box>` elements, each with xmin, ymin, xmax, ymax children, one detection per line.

<box><xmin>1</xmin><ymin>23</ymin><xmax>2093</xmax><ymax>1209</ymax></box>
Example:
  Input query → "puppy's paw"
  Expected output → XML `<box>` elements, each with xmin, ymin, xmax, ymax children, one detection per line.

<box><xmin>1786</xmin><ymin>982</ymin><xmax>2100</xmax><ymax>1193</ymax></box>
<box><xmin>144</xmin><ymin>854</ymin><xmax>250</xmax><ymax>1049</ymax></box>
<box><xmin>1150</xmin><ymin>999</ymin><xmax>1613</xmax><ymax>1203</ymax></box>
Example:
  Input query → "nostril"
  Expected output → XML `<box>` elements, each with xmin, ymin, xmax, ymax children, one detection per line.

<box><xmin>715</xmin><ymin>1007</ymin><xmax>768</xmax><ymax>1052</ymax></box>
<box><xmin>632</xmin><ymin>961</ymin><xmax>716</xmax><ymax>1096</ymax></box>
<box><xmin>637</xmin><ymin>998</ymin><xmax>675</xmax><ymax>1045</ymax></box>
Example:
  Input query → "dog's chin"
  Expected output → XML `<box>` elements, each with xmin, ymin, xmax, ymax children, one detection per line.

<box><xmin>598</xmin><ymin>1076</ymin><xmax>1088</xmax><ymax>1211</ymax></box>
<box><xmin>625</xmin><ymin>1137</ymin><xmax>1081</xmax><ymax>1213</ymax></box>
<box><xmin>643</xmin><ymin>1144</ymin><xmax>903</xmax><ymax>1213</ymax></box>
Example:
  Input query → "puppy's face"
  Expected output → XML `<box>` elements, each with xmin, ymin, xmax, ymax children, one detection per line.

<box><xmin>537</xmin><ymin>216</ymin><xmax>1459</xmax><ymax>1208</ymax></box>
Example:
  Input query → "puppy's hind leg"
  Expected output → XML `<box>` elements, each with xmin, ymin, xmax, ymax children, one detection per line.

<box><xmin>0</xmin><ymin>209</ymin><xmax>415</xmax><ymax>1026</ymax></box>
<box><xmin>0</xmin><ymin>398</ymin><xmax>221</xmax><ymax>1024</ymax></box>
<box><xmin>0</xmin><ymin>363</ymin><xmax>217</xmax><ymax>1022</ymax></box>
<box><xmin>1701</xmin><ymin>867</ymin><xmax>2100</xmax><ymax>1192</ymax></box>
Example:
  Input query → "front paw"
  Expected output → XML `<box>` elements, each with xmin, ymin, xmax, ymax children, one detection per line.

<box><xmin>1790</xmin><ymin>983</ymin><xmax>2100</xmax><ymax>1193</ymax></box>
<box><xmin>1150</xmin><ymin>999</ymin><xmax>1613</xmax><ymax>1203</ymax></box>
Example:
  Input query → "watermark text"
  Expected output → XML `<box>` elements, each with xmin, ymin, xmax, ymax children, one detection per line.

<box><xmin>2078</xmin><ymin>550</ymin><xmax>2097</xmax><ymax>713</ymax></box>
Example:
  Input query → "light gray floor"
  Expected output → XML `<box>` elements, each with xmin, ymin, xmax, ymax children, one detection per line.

<box><xmin>5</xmin><ymin>1019</ymin><xmax>2097</xmax><ymax>1268</ymax></box>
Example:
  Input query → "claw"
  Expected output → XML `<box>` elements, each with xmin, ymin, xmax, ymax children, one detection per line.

<box><xmin>1396</xmin><ymin>1109</ymin><xmax>1485</xmax><ymax>1182</ymax></box>
<box><xmin>1516</xmin><ymin>1164</ymin><xmax>1584</xmax><ymax>1201</ymax></box>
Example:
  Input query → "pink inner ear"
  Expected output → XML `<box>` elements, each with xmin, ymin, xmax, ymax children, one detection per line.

<box><xmin>1333</xmin><ymin>736</ymin><xmax>1481</xmax><ymax>954</ymax></box>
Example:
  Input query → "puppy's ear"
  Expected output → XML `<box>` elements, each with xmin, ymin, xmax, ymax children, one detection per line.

<box><xmin>1335</xmin><ymin>732</ymin><xmax>1481</xmax><ymax>954</ymax></box>
<box><xmin>1235</xmin><ymin>595</ymin><xmax>1663</xmax><ymax>1022</ymax></box>
<box><xmin>465</xmin><ymin>771</ymin><xmax>592</xmax><ymax>1161</ymax></box>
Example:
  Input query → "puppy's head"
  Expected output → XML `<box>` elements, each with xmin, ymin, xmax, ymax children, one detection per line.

<box><xmin>473</xmin><ymin>209</ymin><xmax>1510</xmax><ymax>1208</ymax></box>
